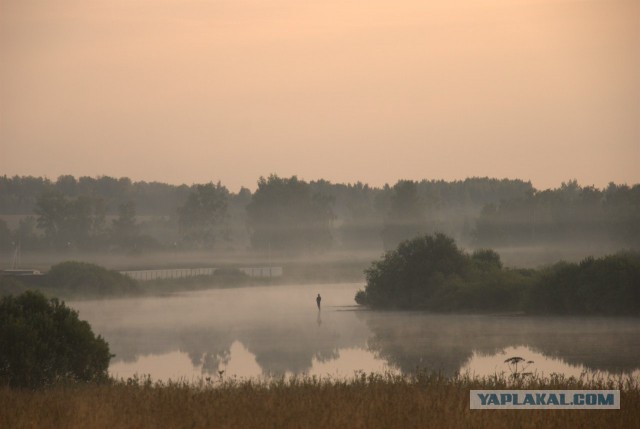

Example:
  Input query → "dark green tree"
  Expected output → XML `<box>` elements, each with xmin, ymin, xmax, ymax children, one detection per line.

<box><xmin>111</xmin><ymin>201</ymin><xmax>140</xmax><ymax>250</ymax></box>
<box><xmin>473</xmin><ymin>181</ymin><xmax>640</xmax><ymax>250</ymax></box>
<box><xmin>356</xmin><ymin>234</ymin><xmax>527</xmax><ymax>311</ymax></box>
<box><xmin>246</xmin><ymin>175</ymin><xmax>334</xmax><ymax>253</ymax></box>
<box><xmin>0</xmin><ymin>291</ymin><xmax>112</xmax><ymax>388</ymax></box>
<box><xmin>55</xmin><ymin>175</ymin><xmax>78</xmax><ymax>196</ymax></box>
<box><xmin>13</xmin><ymin>216</ymin><xmax>40</xmax><ymax>250</ymax></box>
<box><xmin>381</xmin><ymin>180</ymin><xmax>427</xmax><ymax>250</ymax></box>
<box><xmin>34</xmin><ymin>189</ymin><xmax>67</xmax><ymax>245</ymax></box>
<box><xmin>526</xmin><ymin>253</ymin><xmax>640</xmax><ymax>315</ymax></box>
<box><xmin>35</xmin><ymin>190</ymin><xmax>106</xmax><ymax>249</ymax></box>
<box><xmin>471</xmin><ymin>248</ymin><xmax>503</xmax><ymax>271</ymax></box>
<box><xmin>359</xmin><ymin>233</ymin><xmax>468</xmax><ymax>309</ymax></box>
<box><xmin>66</xmin><ymin>196</ymin><xmax>106</xmax><ymax>248</ymax></box>
<box><xmin>337</xmin><ymin>182</ymin><xmax>383</xmax><ymax>250</ymax></box>
<box><xmin>177</xmin><ymin>182</ymin><xmax>229</xmax><ymax>248</ymax></box>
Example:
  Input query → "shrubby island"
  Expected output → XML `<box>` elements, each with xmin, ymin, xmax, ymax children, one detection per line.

<box><xmin>356</xmin><ymin>234</ymin><xmax>640</xmax><ymax>315</ymax></box>
<box><xmin>0</xmin><ymin>261</ymin><xmax>139</xmax><ymax>299</ymax></box>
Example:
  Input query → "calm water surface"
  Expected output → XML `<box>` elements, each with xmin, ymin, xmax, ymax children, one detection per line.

<box><xmin>70</xmin><ymin>283</ymin><xmax>640</xmax><ymax>382</ymax></box>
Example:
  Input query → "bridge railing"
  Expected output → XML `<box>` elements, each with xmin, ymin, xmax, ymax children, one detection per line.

<box><xmin>120</xmin><ymin>267</ymin><xmax>282</xmax><ymax>281</ymax></box>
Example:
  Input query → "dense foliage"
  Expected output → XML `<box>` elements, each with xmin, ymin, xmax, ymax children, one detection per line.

<box><xmin>356</xmin><ymin>234</ymin><xmax>531</xmax><ymax>311</ymax></box>
<box><xmin>1</xmin><ymin>174</ymin><xmax>638</xmax><ymax>254</ymax></box>
<box><xmin>526</xmin><ymin>252</ymin><xmax>640</xmax><ymax>315</ymax></box>
<box><xmin>44</xmin><ymin>261</ymin><xmax>139</xmax><ymax>297</ymax></box>
<box><xmin>35</xmin><ymin>189</ymin><xmax>107</xmax><ymax>249</ymax></box>
<box><xmin>0</xmin><ymin>291</ymin><xmax>111</xmax><ymax>388</ymax></box>
<box><xmin>356</xmin><ymin>234</ymin><xmax>640</xmax><ymax>315</ymax></box>
<box><xmin>381</xmin><ymin>180</ymin><xmax>428</xmax><ymax>250</ymax></box>
<box><xmin>177</xmin><ymin>182</ymin><xmax>229</xmax><ymax>248</ymax></box>
<box><xmin>110</xmin><ymin>201</ymin><xmax>144</xmax><ymax>251</ymax></box>
<box><xmin>0</xmin><ymin>262</ymin><xmax>139</xmax><ymax>298</ymax></box>
<box><xmin>246</xmin><ymin>175</ymin><xmax>334</xmax><ymax>253</ymax></box>
<box><xmin>474</xmin><ymin>180</ymin><xmax>640</xmax><ymax>249</ymax></box>
<box><xmin>0</xmin><ymin>175</ymin><xmax>190</xmax><ymax>216</ymax></box>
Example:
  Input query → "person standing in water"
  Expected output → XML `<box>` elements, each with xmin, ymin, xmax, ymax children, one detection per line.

<box><xmin>316</xmin><ymin>293</ymin><xmax>321</xmax><ymax>310</ymax></box>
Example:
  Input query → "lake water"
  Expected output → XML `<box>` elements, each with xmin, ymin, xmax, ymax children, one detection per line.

<box><xmin>70</xmin><ymin>283</ymin><xmax>640</xmax><ymax>382</ymax></box>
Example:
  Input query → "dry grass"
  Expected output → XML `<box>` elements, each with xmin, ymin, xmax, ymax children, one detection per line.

<box><xmin>1</xmin><ymin>373</ymin><xmax>639</xmax><ymax>429</ymax></box>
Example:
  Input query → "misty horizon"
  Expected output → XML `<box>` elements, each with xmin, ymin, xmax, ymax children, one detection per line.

<box><xmin>2</xmin><ymin>172</ymin><xmax>639</xmax><ymax>194</ymax></box>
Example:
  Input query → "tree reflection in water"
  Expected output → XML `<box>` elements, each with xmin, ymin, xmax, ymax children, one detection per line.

<box><xmin>358</xmin><ymin>311</ymin><xmax>640</xmax><ymax>376</ymax></box>
<box><xmin>71</xmin><ymin>285</ymin><xmax>640</xmax><ymax>380</ymax></box>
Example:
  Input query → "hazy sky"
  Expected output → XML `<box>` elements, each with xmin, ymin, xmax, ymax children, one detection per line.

<box><xmin>1</xmin><ymin>0</ymin><xmax>638</xmax><ymax>191</ymax></box>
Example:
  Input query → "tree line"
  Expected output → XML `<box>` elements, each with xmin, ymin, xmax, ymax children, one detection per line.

<box><xmin>473</xmin><ymin>180</ymin><xmax>640</xmax><ymax>249</ymax></box>
<box><xmin>0</xmin><ymin>174</ymin><xmax>638</xmax><ymax>254</ymax></box>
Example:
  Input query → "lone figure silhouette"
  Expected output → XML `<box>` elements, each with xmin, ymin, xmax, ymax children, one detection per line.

<box><xmin>316</xmin><ymin>293</ymin><xmax>321</xmax><ymax>310</ymax></box>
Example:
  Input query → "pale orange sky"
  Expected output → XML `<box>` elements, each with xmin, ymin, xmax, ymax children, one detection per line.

<box><xmin>1</xmin><ymin>0</ymin><xmax>638</xmax><ymax>191</ymax></box>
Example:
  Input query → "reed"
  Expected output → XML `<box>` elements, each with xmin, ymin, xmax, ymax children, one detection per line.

<box><xmin>1</xmin><ymin>373</ymin><xmax>638</xmax><ymax>429</ymax></box>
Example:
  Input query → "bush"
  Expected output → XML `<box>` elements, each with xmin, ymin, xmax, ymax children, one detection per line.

<box><xmin>46</xmin><ymin>261</ymin><xmax>138</xmax><ymax>297</ymax></box>
<box><xmin>526</xmin><ymin>252</ymin><xmax>640</xmax><ymax>315</ymax></box>
<box><xmin>361</xmin><ymin>233</ymin><xmax>471</xmax><ymax>309</ymax></box>
<box><xmin>0</xmin><ymin>291</ymin><xmax>112</xmax><ymax>388</ymax></box>
<box><xmin>354</xmin><ymin>290</ymin><xmax>368</xmax><ymax>305</ymax></box>
<box><xmin>471</xmin><ymin>249</ymin><xmax>503</xmax><ymax>270</ymax></box>
<box><xmin>357</xmin><ymin>233</ymin><xmax>534</xmax><ymax>311</ymax></box>
<box><xmin>357</xmin><ymin>234</ymin><xmax>639</xmax><ymax>315</ymax></box>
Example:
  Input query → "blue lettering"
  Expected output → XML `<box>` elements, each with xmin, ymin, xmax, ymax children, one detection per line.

<box><xmin>586</xmin><ymin>394</ymin><xmax>597</xmax><ymax>405</ymax></box>
<box><xmin>500</xmin><ymin>394</ymin><xmax>512</xmax><ymax>405</ymax></box>
<box><xmin>487</xmin><ymin>394</ymin><xmax>500</xmax><ymax>406</ymax></box>
<box><xmin>598</xmin><ymin>394</ymin><xmax>614</xmax><ymax>406</ymax></box>
<box><xmin>535</xmin><ymin>393</ymin><xmax>546</xmax><ymax>405</ymax></box>
<box><xmin>574</xmin><ymin>394</ymin><xmax>584</xmax><ymax>405</ymax></box>
<box><xmin>478</xmin><ymin>393</ymin><xmax>489</xmax><ymax>406</ymax></box>
<box><xmin>547</xmin><ymin>394</ymin><xmax>559</xmax><ymax>405</ymax></box>
<box><xmin>523</xmin><ymin>394</ymin><xmax>535</xmax><ymax>405</ymax></box>
<box><xmin>560</xmin><ymin>394</ymin><xmax>570</xmax><ymax>405</ymax></box>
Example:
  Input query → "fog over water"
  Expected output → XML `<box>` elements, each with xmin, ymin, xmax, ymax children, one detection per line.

<box><xmin>70</xmin><ymin>283</ymin><xmax>640</xmax><ymax>382</ymax></box>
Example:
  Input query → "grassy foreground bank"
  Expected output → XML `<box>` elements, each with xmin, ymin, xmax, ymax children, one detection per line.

<box><xmin>1</xmin><ymin>374</ymin><xmax>638</xmax><ymax>429</ymax></box>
